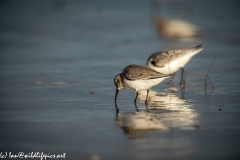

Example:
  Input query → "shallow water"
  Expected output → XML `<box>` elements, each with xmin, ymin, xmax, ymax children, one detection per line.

<box><xmin>0</xmin><ymin>0</ymin><xmax>240</xmax><ymax>160</ymax></box>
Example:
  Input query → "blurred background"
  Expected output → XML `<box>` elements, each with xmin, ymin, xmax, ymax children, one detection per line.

<box><xmin>0</xmin><ymin>0</ymin><xmax>240</xmax><ymax>160</ymax></box>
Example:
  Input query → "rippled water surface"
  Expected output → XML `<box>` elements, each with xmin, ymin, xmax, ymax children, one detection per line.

<box><xmin>0</xmin><ymin>0</ymin><xmax>240</xmax><ymax>160</ymax></box>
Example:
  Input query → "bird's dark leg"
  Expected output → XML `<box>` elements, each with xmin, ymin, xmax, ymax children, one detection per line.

<box><xmin>134</xmin><ymin>91</ymin><xmax>138</xmax><ymax>105</ymax></box>
<box><xmin>169</xmin><ymin>72</ymin><xmax>176</xmax><ymax>88</ymax></box>
<box><xmin>115</xmin><ymin>103</ymin><xmax>119</xmax><ymax>114</ymax></box>
<box><xmin>179</xmin><ymin>68</ymin><xmax>185</xmax><ymax>86</ymax></box>
<box><xmin>145</xmin><ymin>89</ymin><xmax>149</xmax><ymax>104</ymax></box>
<box><xmin>178</xmin><ymin>68</ymin><xmax>186</xmax><ymax>99</ymax></box>
<box><xmin>145</xmin><ymin>89</ymin><xmax>150</xmax><ymax>112</ymax></box>
<box><xmin>115</xmin><ymin>89</ymin><xmax>119</xmax><ymax>114</ymax></box>
<box><xmin>134</xmin><ymin>102</ymin><xmax>139</xmax><ymax>112</ymax></box>
<box><xmin>145</xmin><ymin>102</ymin><xmax>149</xmax><ymax>112</ymax></box>
<box><xmin>181</xmin><ymin>84</ymin><xmax>185</xmax><ymax>99</ymax></box>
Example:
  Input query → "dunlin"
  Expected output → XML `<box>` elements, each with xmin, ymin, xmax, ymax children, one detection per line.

<box><xmin>154</xmin><ymin>16</ymin><xmax>201</xmax><ymax>41</ymax></box>
<box><xmin>146</xmin><ymin>44</ymin><xmax>203</xmax><ymax>84</ymax></box>
<box><xmin>114</xmin><ymin>64</ymin><xmax>171</xmax><ymax>113</ymax></box>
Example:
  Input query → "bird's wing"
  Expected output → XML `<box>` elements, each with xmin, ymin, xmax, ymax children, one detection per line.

<box><xmin>123</xmin><ymin>64</ymin><xmax>170</xmax><ymax>80</ymax></box>
<box><xmin>149</xmin><ymin>49</ymin><xmax>188</xmax><ymax>67</ymax></box>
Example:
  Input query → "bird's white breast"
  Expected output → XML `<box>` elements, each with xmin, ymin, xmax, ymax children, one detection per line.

<box><xmin>123</xmin><ymin>77</ymin><xmax>166</xmax><ymax>91</ymax></box>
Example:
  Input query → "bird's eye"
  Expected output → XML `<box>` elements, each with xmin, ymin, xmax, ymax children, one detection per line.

<box><xmin>151</xmin><ymin>61</ymin><xmax>156</xmax><ymax>66</ymax></box>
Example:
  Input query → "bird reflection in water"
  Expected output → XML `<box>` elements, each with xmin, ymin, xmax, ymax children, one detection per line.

<box><xmin>115</xmin><ymin>90</ymin><xmax>200</xmax><ymax>136</ymax></box>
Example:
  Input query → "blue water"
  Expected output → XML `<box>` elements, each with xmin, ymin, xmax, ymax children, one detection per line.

<box><xmin>0</xmin><ymin>0</ymin><xmax>240</xmax><ymax>159</ymax></box>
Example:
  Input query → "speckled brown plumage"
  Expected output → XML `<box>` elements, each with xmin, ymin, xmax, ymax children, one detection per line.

<box><xmin>147</xmin><ymin>44</ymin><xmax>202</xmax><ymax>67</ymax></box>
<box><xmin>122</xmin><ymin>64</ymin><xmax>169</xmax><ymax>80</ymax></box>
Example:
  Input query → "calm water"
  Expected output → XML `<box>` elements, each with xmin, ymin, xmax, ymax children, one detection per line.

<box><xmin>0</xmin><ymin>0</ymin><xmax>240</xmax><ymax>160</ymax></box>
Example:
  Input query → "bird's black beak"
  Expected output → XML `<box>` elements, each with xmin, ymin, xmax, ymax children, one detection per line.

<box><xmin>115</xmin><ymin>89</ymin><xmax>119</xmax><ymax>113</ymax></box>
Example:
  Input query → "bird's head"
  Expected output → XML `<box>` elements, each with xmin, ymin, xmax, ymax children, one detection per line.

<box><xmin>114</xmin><ymin>74</ymin><xmax>123</xmax><ymax>90</ymax></box>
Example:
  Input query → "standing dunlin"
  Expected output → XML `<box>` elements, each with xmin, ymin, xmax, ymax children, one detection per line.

<box><xmin>146</xmin><ymin>44</ymin><xmax>203</xmax><ymax>84</ymax></box>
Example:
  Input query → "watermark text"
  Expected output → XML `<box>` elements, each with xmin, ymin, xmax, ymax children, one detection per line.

<box><xmin>0</xmin><ymin>152</ymin><xmax>66</xmax><ymax>160</ymax></box>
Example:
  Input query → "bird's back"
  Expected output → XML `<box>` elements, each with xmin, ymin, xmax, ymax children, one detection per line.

<box><xmin>146</xmin><ymin>45</ymin><xmax>203</xmax><ymax>74</ymax></box>
<box><xmin>123</xmin><ymin>64</ymin><xmax>170</xmax><ymax>80</ymax></box>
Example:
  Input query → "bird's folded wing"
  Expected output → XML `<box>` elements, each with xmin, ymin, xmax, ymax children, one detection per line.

<box><xmin>123</xmin><ymin>65</ymin><xmax>169</xmax><ymax>80</ymax></box>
